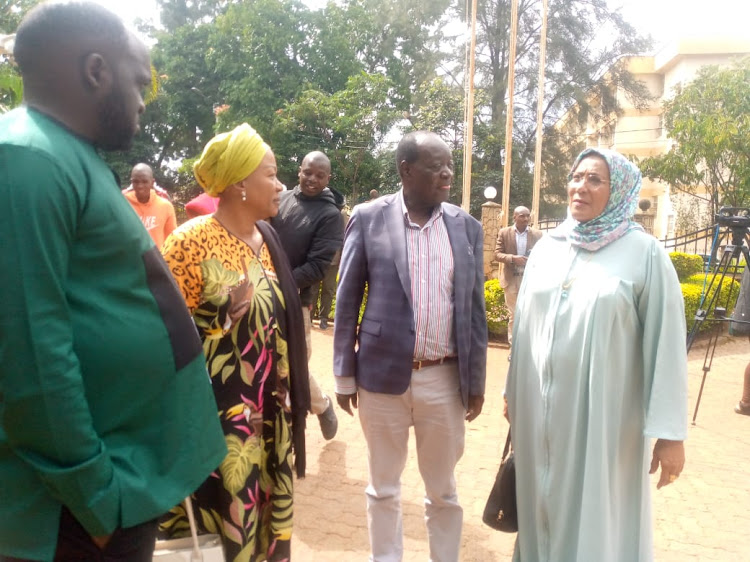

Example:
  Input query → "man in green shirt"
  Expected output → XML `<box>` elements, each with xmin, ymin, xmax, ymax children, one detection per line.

<box><xmin>0</xmin><ymin>3</ymin><xmax>226</xmax><ymax>560</ymax></box>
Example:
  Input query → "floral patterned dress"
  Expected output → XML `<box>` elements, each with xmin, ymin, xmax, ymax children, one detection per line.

<box><xmin>161</xmin><ymin>216</ymin><xmax>293</xmax><ymax>562</ymax></box>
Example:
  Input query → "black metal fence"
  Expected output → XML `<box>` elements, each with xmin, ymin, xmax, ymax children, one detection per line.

<box><xmin>661</xmin><ymin>225</ymin><xmax>717</xmax><ymax>256</ymax></box>
<box><xmin>537</xmin><ymin>220</ymin><xmax>743</xmax><ymax>267</ymax></box>
<box><xmin>538</xmin><ymin>215</ymin><xmax>655</xmax><ymax>234</ymax></box>
<box><xmin>537</xmin><ymin>218</ymin><xmax>564</xmax><ymax>231</ymax></box>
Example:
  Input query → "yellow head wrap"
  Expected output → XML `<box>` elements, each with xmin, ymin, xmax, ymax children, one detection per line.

<box><xmin>193</xmin><ymin>123</ymin><xmax>270</xmax><ymax>197</ymax></box>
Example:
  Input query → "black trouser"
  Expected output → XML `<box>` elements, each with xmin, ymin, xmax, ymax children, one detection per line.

<box><xmin>311</xmin><ymin>261</ymin><xmax>339</xmax><ymax>320</ymax></box>
<box><xmin>1</xmin><ymin>506</ymin><xmax>159</xmax><ymax>562</ymax></box>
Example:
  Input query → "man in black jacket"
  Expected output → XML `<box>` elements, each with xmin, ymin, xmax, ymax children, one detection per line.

<box><xmin>272</xmin><ymin>150</ymin><xmax>344</xmax><ymax>440</ymax></box>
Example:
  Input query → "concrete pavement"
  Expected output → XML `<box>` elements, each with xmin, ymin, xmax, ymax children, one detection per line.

<box><xmin>292</xmin><ymin>328</ymin><xmax>750</xmax><ymax>561</ymax></box>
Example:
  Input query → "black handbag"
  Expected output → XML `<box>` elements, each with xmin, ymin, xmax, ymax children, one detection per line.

<box><xmin>482</xmin><ymin>429</ymin><xmax>518</xmax><ymax>532</ymax></box>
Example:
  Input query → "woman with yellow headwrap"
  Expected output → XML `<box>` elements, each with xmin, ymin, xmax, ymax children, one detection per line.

<box><xmin>160</xmin><ymin>124</ymin><xmax>310</xmax><ymax>561</ymax></box>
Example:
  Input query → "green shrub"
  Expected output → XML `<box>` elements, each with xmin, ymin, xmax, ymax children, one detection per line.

<box><xmin>669</xmin><ymin>252</ymin><xmax>704</xmax><ymax>281</ymax></box>
<box><xmin>320</xmin><ymin>282</ymin><xmax>368</xmax><ymax>324</ymax></box>
<box><xmin>681</xmin><ymin>273</ymin><xmax>741</xmax><ymax>332</ymax></box>
<box><xmin>484</xmin><ymin>279</ymin><xmax>510</xmax><ymax>336</ymax></box>
<box><xmin>326</xmin><ymin>280</ymin><xmax>506</xmax><ymax>334</ymax></box>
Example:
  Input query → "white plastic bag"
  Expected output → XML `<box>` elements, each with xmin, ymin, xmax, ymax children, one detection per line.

<box><xmin>153</xmin><ymin>496</ymin><xmax>225</xmax><ymax>562</ymax></box>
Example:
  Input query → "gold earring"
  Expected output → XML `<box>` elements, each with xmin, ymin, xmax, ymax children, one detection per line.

<box><xmin>241</xmin><ymin>189</ymin><xmax>247</xmax><ymax>202</ymax></box>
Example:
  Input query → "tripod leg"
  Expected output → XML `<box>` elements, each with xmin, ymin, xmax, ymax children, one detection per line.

<box><xmin>690</xmin><ymin>238</ymin><xmax>745</xmax><ymax>423</ymax></box>
<box><xmin>692</xmin><ymin>367</ymin><xmax>709</xmax><ymax>424</ymax></box>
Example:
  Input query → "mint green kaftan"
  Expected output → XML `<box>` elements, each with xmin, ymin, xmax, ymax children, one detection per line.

<box><xmin>505</xmin><ymin>230</ymin><xmax>688</xmax><ymax>562</ymax></box>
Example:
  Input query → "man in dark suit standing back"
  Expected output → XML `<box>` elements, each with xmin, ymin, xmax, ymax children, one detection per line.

<box><xmin>333</xmin><ymin>131</ymin><xmax>488</xmax><ymax>561</ymax></box>
<box><xmin>494</xmin><ymin>206</ymin><xmax>543</xmax><ymax>347</ymax></box>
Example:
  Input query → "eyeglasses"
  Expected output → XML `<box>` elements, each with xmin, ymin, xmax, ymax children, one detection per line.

<box><xmin>569</xmin><ymin>173</ymin><xmax>610</xmax><ymax>188</ymax></box>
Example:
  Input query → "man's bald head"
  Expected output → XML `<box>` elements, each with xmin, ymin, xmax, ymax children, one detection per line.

<box><xmin>14</xmin><ymin>2</ymin><xmax>128</xmax><ymax>78</ymax></box>
<box><xmin>14</xmin><ymin>2</ymin><xmax>151</xmax><ymax>151</ymax></box>
<box><xmin>513</xmin><ymin>206</ymin><xmax>531</xmax><ymax>232</ymax></box>
<box><xmin>301</xmin><ymin>151</ymin><xmax>331</xmax><ymax>172</ymax></box>
<box><xmin>131</xmin><ymin>163</ymin><xmax>154</xmax><ymax>178</ymax></box>
<box><xmin>298</xmin><ymin>151</ymin><xmax>331</xmax><ymax>197</ymax></box>
<box><xmin>130</xmin><ymin>163</ymin><xmax>155</xmax><ymax>204</ymax></box>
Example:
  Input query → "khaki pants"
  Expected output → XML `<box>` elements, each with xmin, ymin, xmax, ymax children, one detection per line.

<box><xmin>358</xmin><ymin>363</ymin><xmax>465</xmax><ymax>561</ymax></box>
<box><xmin>302</xmin><ymin>305</ymin><xmax>331</xmax><ymax>414</ymax></box>
<box><xmin>504</xmin><ymin>275</ymin><xmax>522</xmax><ymax>345</ymax></box>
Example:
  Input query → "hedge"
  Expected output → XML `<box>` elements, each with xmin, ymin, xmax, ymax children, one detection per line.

<box><xmin>681</xmin><ymin>273</ymin><xmax>740</xmax><ymax>332</ymax></box>
<box><xmin>484</xmin><ymin>279</ymin><xmax>511</xmax><ymax>336</ymax></box>
<box><xmin>316</xmin><ymin>282</ymin><xmax>367</xmax><ymax>324</ymax></box>
<box><xmin>318</xmin><ymin>259</ymin><xmax>730</xmax><ymax>337</ymax></box>
<box><xmin>322</xmin><ymin>278</ymin><xmax>510</xmax><ymax>336</ymax></box>
<box><xmin>669</xmin><ymin>252</ymin><xmax>704</xmax><ymax>281</ymax></box>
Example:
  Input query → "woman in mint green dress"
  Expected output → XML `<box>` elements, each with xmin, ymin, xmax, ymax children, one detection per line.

<box><xmin>506</xmin><ymin>148</ymin><xmax>688</xmax><ymax>562</ymax></box>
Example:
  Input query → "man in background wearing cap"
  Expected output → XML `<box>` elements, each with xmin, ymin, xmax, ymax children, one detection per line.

<box><xmin>0</xmin><ymin>3</ymin><xmax>226</xmax><ymax>560</ymax></box>
<box><xmin>271</xmin><ymin>150</ymin><xmax>345</xmax><ymax>440</ymax></box>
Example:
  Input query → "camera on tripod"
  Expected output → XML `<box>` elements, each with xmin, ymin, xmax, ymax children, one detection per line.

<box><xmin>715</xmin><ymin>207</ymin><xmax>750</xmax><ymax>229</ymax></box>
<box><xmin>689</xmin><ymin>206</ymin><xmax>750</xmax><ymax>423</ymax></box>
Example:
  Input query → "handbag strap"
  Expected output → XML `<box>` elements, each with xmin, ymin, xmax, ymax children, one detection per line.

<box><xmin>502</xmin><ymin>428</ymin><xmax>512</xmax><ymax>459</ymax></box>
<box><xmin>183</xmin><ymin>495</ymin><xmax>204</xmax><ymax>562</ymax></box>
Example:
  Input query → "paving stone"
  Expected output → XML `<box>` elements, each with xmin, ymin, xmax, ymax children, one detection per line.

<box><xmin>292</xmin><ymin>331</ymin><xmax>750</xmax><ymax>560</ymax></box>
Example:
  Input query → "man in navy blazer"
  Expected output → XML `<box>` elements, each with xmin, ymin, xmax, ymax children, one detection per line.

<box><xmin>333</xmin><ymin>131</ymin><xmax>488</xmax><ymax>561</ymax></box>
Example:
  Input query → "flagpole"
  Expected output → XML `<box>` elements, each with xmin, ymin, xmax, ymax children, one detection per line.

<box><xmin>461</xmin><ymin>0</ymin><xmax>478</xmax><ymax>212</ymax></box>
<box><xmin>531</xmin><ymin>0</ymin><xmax>549</xmax><ymax>225</ymax></box>
<box><xmin>500</xmin><ymin>0</ymin><xmax>520</xmax><ymax>228</ymax></box>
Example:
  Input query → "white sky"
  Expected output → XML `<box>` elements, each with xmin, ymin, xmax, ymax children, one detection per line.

<box><xmin>612</xmin><ymin>0</ymin><xmax>749</xmax><ymax>48</ymax></box>
<box><xmin>92</xmin><ymin>0</ymin><xmax>750</xmax><ymax>51</ymax></box>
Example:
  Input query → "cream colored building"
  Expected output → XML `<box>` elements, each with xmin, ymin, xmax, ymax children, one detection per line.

<box><xmin>553</xmin><ymin>37</ymin><xmax>750</xmax><ymax>239</ymax></box>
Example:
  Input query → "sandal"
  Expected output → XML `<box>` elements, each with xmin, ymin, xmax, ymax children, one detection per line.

<box><xmin>734</xmin><ymin>401</ymin><xmax>750</xmax><ymax>416</ymax></box>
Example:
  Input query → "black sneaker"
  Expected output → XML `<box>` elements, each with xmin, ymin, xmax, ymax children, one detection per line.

<box><xmin>318</xmin><ymin>401</ymin><xmax>338</xmax><ymax>440</ymax></box>
<box><xmin>319</xmin><ymin>318</ymin><xmax>329</xmax><ymax>330</ymax></box>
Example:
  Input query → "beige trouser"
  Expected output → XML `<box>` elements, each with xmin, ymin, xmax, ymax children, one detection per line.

<box><xmin>504</xmin><ymin>275</ymin><xmax>522</xmax><ymax>345</ymax></box>
<box><xmin>358</xmin><ymin>363</ymin><xmax>466</xmax><ymax>562</ymax></box>
<box><xmin>302</xmin><ymin>305</ymin><xmax>331</xmax><ymax>414</ymax></box>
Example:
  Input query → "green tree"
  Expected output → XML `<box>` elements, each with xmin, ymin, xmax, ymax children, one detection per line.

<box><xmin>445</xmin><ymin>0</ymin><xmax>652</xmax><ymax>216</ymax></box>
<box><xmin>640</xmin><ymin>57</ymin><xmax>750</xmax><ymax>221</ymax></box>
<box><xmin>0</xmin><ymin>61</ymin><xmax>21</xmax><ymax>113</ymax></box>
<box><xmin>271</xmin><ymin>72</ymin><xmax>400</xmax><ymax>202</ymax></box>
<box><xmin>1</xmin><ymin>0</ymin><xmax>38</xmax><ymax>32</ymax></box>
<box><xmin>92</xmin><ymin>0</ymin><xmax>651</xmax><ymax>221</ymax></box>
<box><xmin>336</xmin><ymin>0</ymin><xmax>451</xmax><ymax>110</ymax></box>
<box><xmin>156</xmin><ymin>0</ymin><xmax>230</xmax><ymax>31</ymax></box>
<box><xmin>1</xmin><ymin>0</ymin><xmax>41</xmax><ymax>113</ymax></box>
<box><xmin>407</xmin><ymin>77</ymin><xmax>498</xmax><ymax>215</ymax></box>
<box><xmin>209</xmin><ymin>0</ymin><xmax>309</xmax><ymax>136</ymax></box>
<box><xmin>200</xmin><ymin>0</ymin><xmax>450</xmax><ymax>196</ymax></box>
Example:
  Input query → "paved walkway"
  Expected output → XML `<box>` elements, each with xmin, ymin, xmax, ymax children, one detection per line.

<box><xmin>292</xmin><ymin>328</ymin><xmax>750</xmax><ymax>561</ymax></box>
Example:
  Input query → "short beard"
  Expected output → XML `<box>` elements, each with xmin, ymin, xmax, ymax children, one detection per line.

<box><xmin>95</xmin><ymin>87</ymin><xmax>135</xmax><ymax>151</ymax></box>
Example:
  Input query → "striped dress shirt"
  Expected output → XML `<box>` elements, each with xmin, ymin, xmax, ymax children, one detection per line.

<box><xmin>401</xmin><ymin>193</ymin><xmax>456</xmax><ymax>361</ymax></box>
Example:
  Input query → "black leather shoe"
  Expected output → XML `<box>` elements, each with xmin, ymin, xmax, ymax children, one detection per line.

<box><xmin>319</xmin><ymin>318</ymin><xmax>328</xmax><ymax>330</ymax></box>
